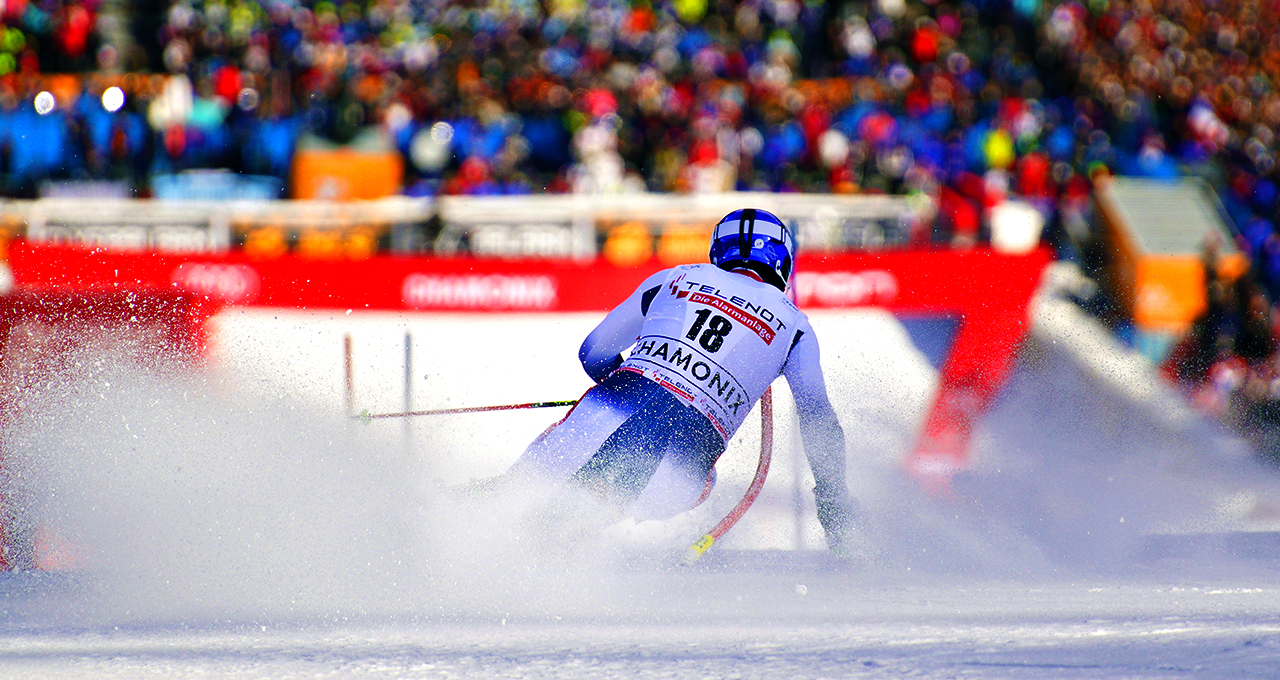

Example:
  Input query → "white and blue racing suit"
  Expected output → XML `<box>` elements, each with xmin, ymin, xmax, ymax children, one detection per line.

<box><xmin>510</xmin><ymin>264</ymin><xmax>856</xmax><ymax>544</ymax></box>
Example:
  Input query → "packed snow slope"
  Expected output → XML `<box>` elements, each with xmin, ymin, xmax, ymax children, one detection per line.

<box><xmin>1</xmin><ymin>289</ymin><xmax>1279</xmax><ymax>678</ymax></box>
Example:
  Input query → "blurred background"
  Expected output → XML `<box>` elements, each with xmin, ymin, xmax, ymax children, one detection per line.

<box><xmin>2</xmin><ymin>0</ymin><xmax>1280</xmax><ymax>569</ymax></box>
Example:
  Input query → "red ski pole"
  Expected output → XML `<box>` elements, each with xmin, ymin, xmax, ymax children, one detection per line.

<box><xmin>684</xmin><ymin>386</ymin><xmax>773</xmax><ymax>565</ymax></box>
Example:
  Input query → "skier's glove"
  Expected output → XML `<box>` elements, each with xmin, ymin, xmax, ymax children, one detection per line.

<box><xmin>815</xmin><ymin>494</ymin><xmax>862</xmax><ymax>552</ymax></box>
<box><xmin>585</xmin><ymin>353</ymin><xmax>624</xmax><ymax>383</ymax></box>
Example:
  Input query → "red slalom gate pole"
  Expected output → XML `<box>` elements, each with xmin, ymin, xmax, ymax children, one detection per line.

<box><xmin>684</xmin><ymin>386</ymin><xmax>773</xmax><ymax>565</ymax></box>
<box><xmin>353</xmin><ymin>399</ymin><xmax>578</xmax><ymax>422</ymax></box>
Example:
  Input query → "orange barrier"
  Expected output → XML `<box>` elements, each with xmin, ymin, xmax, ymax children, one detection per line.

<box><xmin>1134</xmin><ymin>254</ymin><xmax>1249</xmax><ymax>334</ymax></box>
<box><xmin>290</xmin><ymin>149</ymin><xmax>403</xmax><ymax>200</ymax></box>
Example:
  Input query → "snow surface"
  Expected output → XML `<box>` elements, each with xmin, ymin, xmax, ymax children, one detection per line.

<box><xmin>3</xmin><ymin>566</ymin><xmax>1280</xmax><ymax>679</ymax></box>
<box><xmin>3</xmin><ymin>297</ymin><xmax>1280</xmax><ymax>678</ymax></box>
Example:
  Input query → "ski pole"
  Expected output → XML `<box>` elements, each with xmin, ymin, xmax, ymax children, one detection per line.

<box><xmin>353</xmin><ymin>399</ymin><xmax>578</xmax><ymax>422</ymax></box>
<box><xmin>684</xmin><ymin>386</ymin><xmax>773</xmax><ymax>565</ymax></box>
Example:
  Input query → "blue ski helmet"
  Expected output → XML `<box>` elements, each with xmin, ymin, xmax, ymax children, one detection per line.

<box><xmin>708</xmin><ymin>208</ymin><xmax>795</xmax><ymax>291</ymax></box>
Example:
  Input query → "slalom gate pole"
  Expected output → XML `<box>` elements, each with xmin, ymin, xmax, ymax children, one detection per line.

<box><xmin>684</xmin><ymin>386</ymin><xmax>773</xmax><ymax>565</ymax></box>
<box><xmin>343</xmin><ymin>334</ymin><xmax>355</xmax><ymax>418</ymax></box>
<box><xmin>353</xmin><ymin>399</ymin><xmax>578</xmax><ymax>422</ymax></box>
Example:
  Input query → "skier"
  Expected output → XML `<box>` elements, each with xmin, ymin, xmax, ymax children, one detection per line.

<box><xmin>507</xmin><ymin>208</ymin><xmax>860</xmax><ymax>551</ymax></box>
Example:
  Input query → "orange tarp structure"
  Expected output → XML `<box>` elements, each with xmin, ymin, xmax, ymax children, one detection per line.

<box><xmin>1134</xmin><ymin>254</ymin><xmax>1249</xmax><ymax>334</ymax></box>
<box><xmin>291</xmin><ymin>150</ymin><xmax>403</xmax><ymax>201</ymax></box>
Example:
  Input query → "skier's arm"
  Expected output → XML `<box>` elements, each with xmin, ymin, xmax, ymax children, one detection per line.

<box><xmin>781</xmin><ymin>329</ymin><xmax>861</xmax><ymax>548</ymax></box>
<box><xmin>579</xmin><ymin>269</ymin><xmax>669</xmax><ymax>383</ymax></box>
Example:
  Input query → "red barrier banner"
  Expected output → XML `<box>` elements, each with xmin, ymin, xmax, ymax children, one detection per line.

<box><xmin>9</xmin><ymin>242</ymin><xmax>651</xmax><ymax>312</ymax></box>
<box><xmin>10</xmin><ymin>241</ymin><xmax>1049</xmax><ymax>312</ymax></box>
<box><xmin>8</xmin><ymin>241</ymin><xmax>1052</xmax><ymax>483</ymax></box>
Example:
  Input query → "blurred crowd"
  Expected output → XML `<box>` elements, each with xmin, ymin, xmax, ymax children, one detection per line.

<box><xmin>1041</xmin><ymin>0</ymin><xmax>1280</xmax><ymax>295</ymax></box>
<box><xmin>0</xmin><ymin>0</ymin><xmax>1100</xmax><ymax>244</ymax></box>
<box><xmin>0</xmin><ymin>0</ymin><xmax>1274</xmax><ymax>253</ymax></box>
